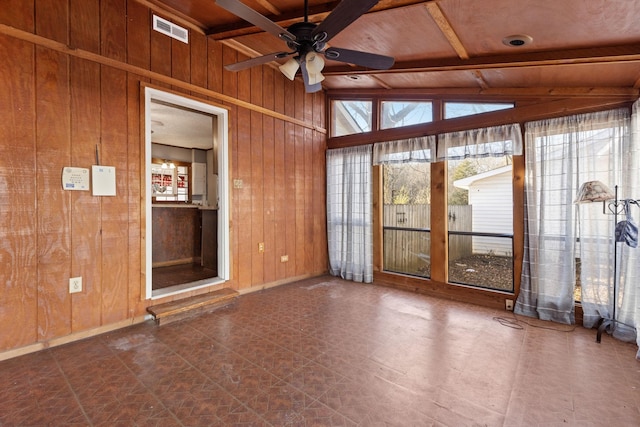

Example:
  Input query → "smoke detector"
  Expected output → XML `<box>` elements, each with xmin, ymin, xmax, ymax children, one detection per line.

<box><xmin>502</xmin><ymin>34</ymin><xmax>533</xmax><ymax>47</ymax></box>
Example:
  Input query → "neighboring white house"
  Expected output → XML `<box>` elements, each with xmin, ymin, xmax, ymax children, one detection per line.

<box><xmin>453</xmin><ymin>165</ymin><xmax>513</xmax><ymax>256</ymax></box>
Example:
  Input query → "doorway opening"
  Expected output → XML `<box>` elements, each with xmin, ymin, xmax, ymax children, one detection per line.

<box><xmin>144</xmin><ymin>87</ymin><xmax>229</xmax><ymax>299</ymax></box>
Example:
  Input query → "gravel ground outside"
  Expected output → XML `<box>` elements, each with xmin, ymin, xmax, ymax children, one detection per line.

<box><xmin>415</xmin><ymin>254</ymin><xmax>583</xmax><ymax>300</ymax></box>
<box><xmin>448</xmin><ymin>254</ymin><xmax>514</xmax><ymax>291</ymax></box>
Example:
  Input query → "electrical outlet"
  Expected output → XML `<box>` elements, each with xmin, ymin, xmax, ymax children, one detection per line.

<box><xmin>280</xmin><ymin>255</ymin><xmax>289</xmax><ymax>262</ymax></box>
<box><xmin>258</xmin><ymin>242</ymin><xmax>265</xmax><ymax>253</ymax></box>
<box><xmin>69</xmin><ymin>277</ymin><xmax>82</xmax><ymax>294</ymax></box>
<box><xmin>505</xmin><ymin>299</ymin><xmax>514</xmax><ymax>311</ymax></box>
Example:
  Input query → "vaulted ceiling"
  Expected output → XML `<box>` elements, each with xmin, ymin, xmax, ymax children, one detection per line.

<box><xmin>147</xmin><ymin>0</ymin><xmax>640</xmax><ymax>98</ymax></box>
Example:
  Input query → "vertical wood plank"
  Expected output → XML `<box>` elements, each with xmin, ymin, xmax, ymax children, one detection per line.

<box><xmin>150</xmin><ymin>16</ymin><xmax>171</xmax><ymax>87</ymax></box>
<box><xmin>99</xmin><ymin>0</ymin><xmax>129</xmax><ymax>324</ymax></box>
<box><xmin>0</xmin><ymin>34</ymin><xmax>38</xmax><ymax>350</ymax></box>
<box><xmin>35</xmin><ymin>46</ymin><xmax>72</xmax><ymax>340</ymax></box>
<box><xmin>69</xmin><ymin>0</ymin><xmax>100</xmax><ymax>53</ymax></box>
<box><xmin>208</xmin><ymin>39</ymin><xmax>223</xmax><ymax>94</ymax></box>
<box><xmin>283</xmin><ymin>81</ymin><xmax>297</xmax><ymax>278</ymax></box>
<box><xmin>35</xmin><ymin>0</ymin><xmax>71</xmax><ymax>341</ymax></box>
<box><xmin>100</xmin><ymin>0</ymin><xmax>126</xmax><ymax>62</ymax></box>
<box><xmin>273</xmin><ymin>72</ymin><xmax>287</xmax><ymax>280</ymax></box>
<box><xmin>314</xmin><ymin>92</ymin><xmax>327</xmax><ymax>274</ymax></box>
<box><xmin>312</xmin><ymin>130</ymin><xmax>326</xmax><ymax>273</ymax></box>
<box><xmin>303</xmin><ymin>91</ymin><xmax>314</xmax><ymax>273</ymax></box>
<box><xmin>69</xmin><ymin>3</ymin><xmax>103</xmax><ymax>331</ymax></box>
<box><xmin>372</xmin><ymin>166</ymin><xmax>383</xmax><ymax>273</ymax></box>
<box><xmin>294</xmin><ymin>83</ymin><xmax>306</xmax><ymax>276</ymax></box>
<box><xmin>35</xmin><ymin>0</ymin><xmax>67</xmax><ymax>43</ymax></box>
<box><xmin>100</xmin><ymin>66</ymin><xmax>129</xmax><ymax>324</ymax></box>
<box><xmin>250</xmin><ymin>65</ymin><xmax>264</xmax><ymax>286</ymax></box>
<box><xmin>430</xmin><ymin>161</ymin><xmax>447</xmax><ymax>282</ymax></box>
<box><xmin>221</xmin><ymin>44</ymin><xmax>238</xmax><ymax>286</ymax></box>
<box><xmin>190</xmin><ymin>32</ymin><xmax>207</xmax><ymax>89</ymax></box>
<box><xmin>171</xmin><ymin>38</ymin><xmax>190</xmax><ymax>83</ymax></box>
<box><xmin>127</xmin><ymin>74</ymin><xmax>143</xmax><ymax>315</ymax></box>
<box><xmin>262</xmin><ymin>67</ymin><xmax>276</xmax><ymax>284</ymax></box>
<box><xmin>512</xmin><ymin>152</ymin><xmax>525</xmax><ymax>296</ymax></box>
<box><xmin>69</xmin><ymin>0</ymin><xmax>101</xmax><ymax>332</ymax></box>
<box><xmin>0</xmin><ymin>0</ymin><xmax>34</xmax><ymax>29</ymax></box>
<box><xmin>236</xmin><ymin>60</ymin><xmax>252</xmax><ymax>289</ymax></box>
<box><xmin>126</xmin><ymin>0</ymin><xmax>150</xmax><ymax>70</ymax></box>
<box><xmin>127</xmin><ymin>0</ymin><xmax>149</xmax><ymax>308</ymax></box>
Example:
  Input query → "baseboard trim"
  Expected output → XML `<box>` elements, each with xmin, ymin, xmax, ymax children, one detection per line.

<box><xmin>0</xmin><ymin>315</ymin><xmax>150</xmax><ymax>362</ymax></box>
<box><xmin>237</xmin><ymin>274</ymin><xmax>317</xmax><ymax>296</ymax></box>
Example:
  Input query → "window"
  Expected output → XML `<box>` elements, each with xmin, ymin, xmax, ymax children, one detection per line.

<box><xmin>382</xmin><ymin>163</ymin><xmax>431</xmax><ymax>277</ymax></box>
<box><xmin>331</xmin><ymin>100</ymin><xmax>372</xmax><ymax>137</ymax></box>
<box><xmin>151</xmin><ymin>159</ymin><xmax>190</xmax><ymax>202</ymax></box>
<box><xmin>444</xmin><ymin>102</ymin><xmax>513</xmax><ymax>119</ymax></box>
<box><xmin>380</xmin><ymin>101</ymin><xmax>433</xmax><ymax>129</ymax></box>
<box><xmin>447</xmin><ymin>157</ymin><xmax>514</xmax><ymax>291</ymax></box>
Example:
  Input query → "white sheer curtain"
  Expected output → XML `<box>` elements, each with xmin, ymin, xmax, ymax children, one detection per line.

<box><xmin>437</xmin><ymin>124</ymin><xmax>522</xmax><ymax>160</ymax></box>
<box><xmin>619</xmin><ymin>101</ymin><xmax>640</xmax><ymax>357</ymax></box>
<box><xmin>373</xmin><ymin>136</ymin><xmax>436</xmax><ymax>164</ymax></box>
<box><xmin>326</xmin><ymin>145</ymin><xmax>373</xmax><ymax>283</ymax></box>
<box><xmin>516</xmin><ymin>108</ymin><xmax>631</xmax><ymax>328</ymax></box>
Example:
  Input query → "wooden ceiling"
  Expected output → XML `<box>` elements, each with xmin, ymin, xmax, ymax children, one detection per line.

<box><xmin>145</xmin><ymin>0</ymin><xmax>640</xmax><ymax>97</ymax></box>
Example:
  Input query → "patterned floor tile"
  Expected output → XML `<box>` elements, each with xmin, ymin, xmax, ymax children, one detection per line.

<box><xmin>1</xmin><ymin>276</ymin><xmax>639</xmax><ymax>426</ymax></box>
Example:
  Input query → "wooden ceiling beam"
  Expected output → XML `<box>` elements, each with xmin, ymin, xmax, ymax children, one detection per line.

<box><xmin>322</xmin><ymin>44</ymin><xmax>640</xmax><ymax>75</ymax></box>
<box><xmin>424</xmin><ymin>2</ymin><xmax>469</xmax><ymax>60</ymax></box>
<box><xmin>254</xmin><ymin>0</ymin><xmax>282</xmax><ymax>16</ymax></box>
<box><xmin>207</xmin><ymin>0</ymin><xmax>433</xmax><ymax>39</ymax></box>
<box><xmin>325</xmin><ymin>87</ymin><xmax>639</xmax><ymax>99</ymax></box>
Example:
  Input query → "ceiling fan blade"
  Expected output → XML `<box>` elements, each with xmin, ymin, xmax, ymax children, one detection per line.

<box><xmin>299</xmin><ymin>60</ymin><xmax>323</xmax><ymax>93</ymax></box>
<box><xmin>215</xmin><ymin>0</ymin><xmax>296</xmax><ymax>41</ymax></box>
<box><xmin>324</xmin><ymin>47</ymin><xmax>394</xmax><ymax>69</ymax></box>
<box><xmin>311</xmin><ymin>0</ymin><xmax>378</xmax><ymax>43</ymax></box>
<box><xmin>224</xmin><ymin>51</ymin><xmax>291</xmax><ymax>72</ymax></box>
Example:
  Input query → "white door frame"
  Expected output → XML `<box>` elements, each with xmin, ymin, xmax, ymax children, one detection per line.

<box><xmin>144</xmin><ymin>87</ymin><xmax>230</xmax><ymax>299</ymax></box>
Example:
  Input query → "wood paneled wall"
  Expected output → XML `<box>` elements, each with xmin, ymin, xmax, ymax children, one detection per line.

<box><xmin>0</xmin><ymin>0</ymin><xmax>327</xmax><ymax>355</ymax></box>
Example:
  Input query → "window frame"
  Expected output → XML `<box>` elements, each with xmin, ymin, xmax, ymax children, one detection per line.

<box><xmin>150</xmin><ymin>157</ymin><xmax>192</xmax><ymax>204</ymax></box>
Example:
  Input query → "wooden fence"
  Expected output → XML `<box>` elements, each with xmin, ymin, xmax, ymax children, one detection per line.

<box><xmin>383</xmin><ymin>204</ymin><xmax>472</xmax><ymax>275</ymax></box>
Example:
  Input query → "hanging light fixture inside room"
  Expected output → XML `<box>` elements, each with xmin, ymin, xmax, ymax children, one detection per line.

<box><xmin>305</xmin><ymin>51</ymin><xmax>325</xmax><ymax>85</ymax></box>
<box><xmin>279</xmin><ymin>57</ymin><xmax>300</xmax><ymax>80</ymax></box>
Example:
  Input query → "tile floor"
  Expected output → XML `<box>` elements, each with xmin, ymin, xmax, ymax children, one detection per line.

<box><xmin>1</xmin><ymin>276</ymin><xmax>639</xmax><ymax>426</ymax></box>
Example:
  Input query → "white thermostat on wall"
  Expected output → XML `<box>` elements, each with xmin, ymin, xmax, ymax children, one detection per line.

<box><xmin>92</xmin><ymin>165</ymin><xmax>117</xmax><ymax>196</ymax></box>
<box><xmin>62</xmin><ymin>167</ymin><xmax>90</xmax><ymax>191</ymax></box>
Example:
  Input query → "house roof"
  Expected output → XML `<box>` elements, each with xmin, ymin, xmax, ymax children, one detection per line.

<box><xmin>453</xmin><ymin>164</ymin><xmax>512</xmax><ymax>190</ymax></box>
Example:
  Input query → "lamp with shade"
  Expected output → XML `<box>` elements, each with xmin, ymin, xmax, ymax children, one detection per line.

<box><xmin>575</xmin><ymin>180</ymin><xmax>638</xmax><ymax>342</ymax></box>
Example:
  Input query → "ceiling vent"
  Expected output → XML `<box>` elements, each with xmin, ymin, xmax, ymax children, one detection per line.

<box><xmin>153</xmin><ymin>15</ymin><xmax>189</xmax><ymax>44</ymax></box>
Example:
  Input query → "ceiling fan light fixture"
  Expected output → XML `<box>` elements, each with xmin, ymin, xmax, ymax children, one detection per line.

<box><xmin>307</xmin><ymin>70</ymin><xmax>325</xmax><ymax>85</ymax></box>
<box><xmin>305</xmin><ymin>52</ymin><xmax>325</xmax><ymax>85</ymax></box>
<box><xmin>279</xmin><ymin>57</ymin><xmax>300</xmax><ymax>80</ymax></box>
<box><xmin>306</xmin><ymin>52</ymin><xmax>325</xmax><ymax>74</ymax></box>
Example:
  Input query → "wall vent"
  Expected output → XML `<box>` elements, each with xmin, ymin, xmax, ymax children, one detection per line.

<box><xmin>153</xmin><ymin>15</ymin><xmax>189</xmax><ymax>44</ymax></box>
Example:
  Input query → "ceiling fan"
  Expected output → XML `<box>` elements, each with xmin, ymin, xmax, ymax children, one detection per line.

<box><xmin>215</xmin><ymin>0</ymin><xmax>395</xmax><ymax>93</ymax></box>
